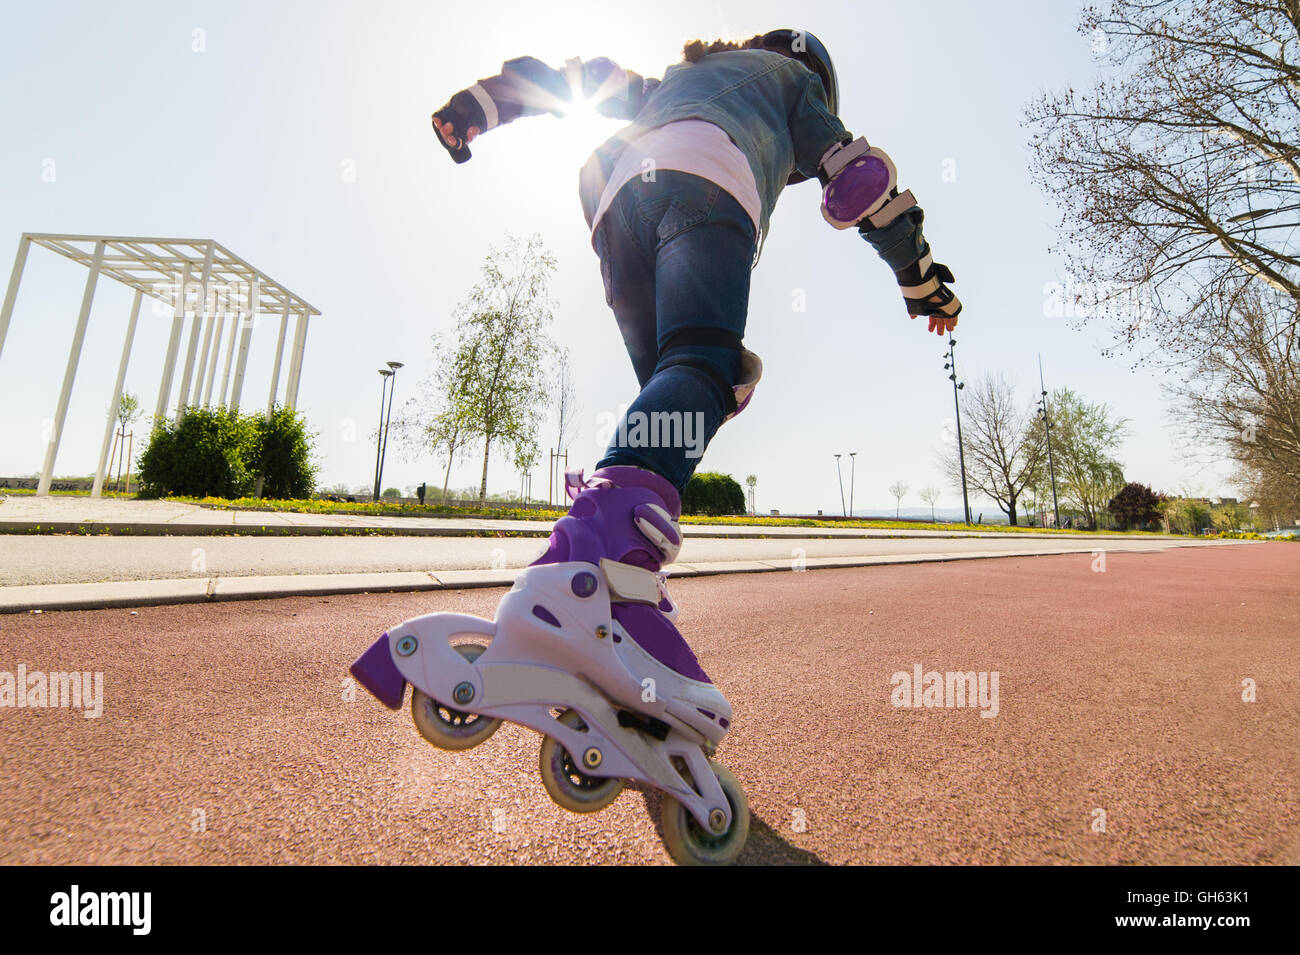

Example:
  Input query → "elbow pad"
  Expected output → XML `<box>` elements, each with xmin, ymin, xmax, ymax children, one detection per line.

<box><xmin>819</xmin><ymin>138</ymin><xmax>918</xmax><ymax>232</ymax></box>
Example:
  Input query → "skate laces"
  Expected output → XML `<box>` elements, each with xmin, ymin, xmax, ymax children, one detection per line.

<box><xmin>565</xmin><ymin>467</ymin><xmax>617</xmax><ymax>502</ymax></box>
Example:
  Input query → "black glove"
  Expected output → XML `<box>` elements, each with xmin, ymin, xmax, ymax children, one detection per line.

<box><xmin>895</xmin><ymin>253</ymin><xmax>962</xmax><ymax>320</ymax></box>
<box><xmin>431</xmin><ymin>90</ymin><xmax>486</xmax><ymax>164</ymax></box>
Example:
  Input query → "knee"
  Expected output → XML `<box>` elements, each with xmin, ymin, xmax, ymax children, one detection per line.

<box><xmin>654</xmin><ymin>331</ymin><xmax>744</xmax><ymax>414</ymax></box>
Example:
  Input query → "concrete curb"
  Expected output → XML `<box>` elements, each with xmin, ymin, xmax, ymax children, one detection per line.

<box><xmin>0</xmin><ymin>545</ymin><xmax>1187</xmax><ymax>613</ymax></box>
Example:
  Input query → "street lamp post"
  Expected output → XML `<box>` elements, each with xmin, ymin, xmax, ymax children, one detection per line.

<box><xmin>833</xmin><ymin>453</ymin><xmax>846</xmax><ymax>517</ymax></box>
<box><xmin>373</xmin><ymin>368</ymin><xmax>393</xmax><ymax>501</ymax></box>
<box><xmin>943</xmin><ymin>339</ymin><xmax>971</xmax><ymax>524</ymax></box>
<box><xmin>379</xmin><ymin>361</ymin><xmax>403</xmax><ymax>499</ymax></box>
<box><xmin>849</xmin><ymin>451</ymin><xmax>857</xmax><ymax>518</ymax></box>
<box><xmin>1037</xmin><ymin>354</ymin><xmax>1061</xmax><ymax>529</ymax></box>
<box><xmin>375</xmin><ymin>360</ymin><xmax>404</xmax><ymax>501</ymax></box>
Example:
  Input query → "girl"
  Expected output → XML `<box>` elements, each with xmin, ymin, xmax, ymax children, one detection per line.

<box><xmin>375</xmin><ymin>31</ymin><xmax>963</xmax><ymax>861</ymax></box>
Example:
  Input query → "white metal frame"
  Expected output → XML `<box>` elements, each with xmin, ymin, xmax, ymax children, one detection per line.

<box><xmin>0</xmin><ymin>233</ymin><xmax>321</xmax><ymax>496</ymax></box>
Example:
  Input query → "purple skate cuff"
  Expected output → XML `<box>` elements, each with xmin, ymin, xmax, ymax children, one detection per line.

<box><xmin>351</xmin><ymin>633</ymin><xmax>407</xmax><ymax>710</ymax></box>
<box><xmin>590</xmin><ymin>466</ymin><xmax>681</xmax><ymax>519</ymax></box>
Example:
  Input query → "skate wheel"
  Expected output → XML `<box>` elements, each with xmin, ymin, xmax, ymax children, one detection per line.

<box><xmin>660</xmin><ymin>762</ymin><xmax>749</xmax><ymax>866</ymax></box>
<box><xmin>410</xmin><ymin>644</ymin><xmax>501</xmax><ymax>751</ymax></box>
<box><xmin>538</xmin><ymin>709</ymin><xmax>625</xmax><ymax>813</ymax></box>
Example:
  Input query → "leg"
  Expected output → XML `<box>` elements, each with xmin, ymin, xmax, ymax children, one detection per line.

<box><xmin>598</xmin><ymin>172</ymin><xmax>756</xmax><ymax>492</ymax></box>
<box><xmin>594</xmin><ymin>196</ymin><xmax>659</xmax><ymax>388</ymax></box>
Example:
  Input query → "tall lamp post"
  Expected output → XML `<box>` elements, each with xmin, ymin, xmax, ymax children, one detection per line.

<box><xmin>373</xmin><ymin>368</ymin><xmax>393</xmax><ymax>500</ymax></box>
<box><xmin>1037</xmin><ymin>354</ymin><xmax>1061</xmax><ymax>529</ymax></box>
<box><xmin>833</xmin><ymin>453</ymin><xmax>846</xmax><ymax>517</ymax></box>
<box><xmin>849</xmin><ymin>451</ymin><xmax>857</xmax><ymax>518</ymax></box>
<box><xmin>943</xmin><ymin>338</ymin><xmax>971</xmax><ymax>524</ymax></box>
<box><xmin>375</xmin><ymin>360</ymin><xmax>404</xmax><ymax>500</ymax></box>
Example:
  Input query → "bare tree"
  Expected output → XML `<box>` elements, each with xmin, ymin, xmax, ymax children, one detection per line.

<box><xmin>553</xmin><ymin>347</ymin><xmax>579</xmax><ymax>455</ymax></box>
<box><xmin>939</xmin><ymin>373</ymin><xmax>1045</xmax><ymax>525</ymax></box>
<box><xmin>1166</xmin><ymin>284</ymin><xmax>1300</xmax><ymax>519</ymax></box>
<box><xmin>1025</xmin><ymin>0</ymin><xmax>1300</xmax><ymax>359</ymax></box>
<box><xmin>919</xmin><ymin>485</ymin><xmax>941</xmax><ymax>521</ymax></box>
<box><xmin>888</xmin><ymin>481</ymin><xmax>908</xmax><ymax>519</ymax></box>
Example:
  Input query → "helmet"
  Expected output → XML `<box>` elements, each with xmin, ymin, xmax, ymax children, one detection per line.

<box><xmin>760</xmin><ymin>29</ymin><xmax>839</xmax><ymax>185</ymax></box>
<box><xmin>760</xmin><ymin>29</ymin><xmax>838</xmax><ymax>114</ymax></box>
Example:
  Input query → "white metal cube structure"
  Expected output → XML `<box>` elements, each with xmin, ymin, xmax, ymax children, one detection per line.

<box><xmin>0</xmin><ymin>233</ymin><xmax>320</xmax><ymax>496</ymax></box>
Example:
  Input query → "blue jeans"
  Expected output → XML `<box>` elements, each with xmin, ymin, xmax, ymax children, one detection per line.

<box><xmin>593</xmin><ymin>171</ymin><xmax>757</xmax><ymax>493</ymax></box>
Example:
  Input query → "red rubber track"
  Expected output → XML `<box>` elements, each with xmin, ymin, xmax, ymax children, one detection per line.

<box><xmin>1</xmin><ymin>544</ymin><xmax>1296</xmax><ymax>864</ymax></box>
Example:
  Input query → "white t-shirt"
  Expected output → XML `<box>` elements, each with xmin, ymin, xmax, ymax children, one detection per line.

<box><xmin>589</xmin><ymin>120</ymin><xmax>763</xmax><ymax>235</ymax></box>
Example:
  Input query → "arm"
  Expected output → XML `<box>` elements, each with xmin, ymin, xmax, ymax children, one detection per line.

<box><xmin>431</xmin><ymin>56</ymin><xmax>658</xmax><ymax>161</ymax></box>
<box><xmin>789</xmin><ymin>72</ymin><xmax>962</xmax><ymax>336</ymax></box>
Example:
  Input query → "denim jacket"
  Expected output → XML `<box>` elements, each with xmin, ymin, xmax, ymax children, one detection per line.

<box><xmin>577</xmin><ymin>50</ymin><xmax>848</xmax><ymax>241</ymax></box>
<box><xmin>458</xmin><ymin>51</ymin><xmax>925</xmax><ymax>273</ymax></box>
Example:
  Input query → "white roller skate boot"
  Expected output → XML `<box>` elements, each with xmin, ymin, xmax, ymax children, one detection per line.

<box><xmin>350</xmin><ymin>465</ymin><xmax>748</xmax><ymax>865</ymax></box>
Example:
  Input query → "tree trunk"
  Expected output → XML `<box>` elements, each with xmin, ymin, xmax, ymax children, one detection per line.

<box><xmin>441</xmin><ymin>454</ymin><xmax>454</xmax><ymax>505</ymax></box>
<box><xmin>1007</xmin><ymin>491</ymin><xmax>1018</xmax><ymax>526</ymax></box>
<box><xmin>479</xmin><ymin>435</ymin><xmax>491</xmax><ymax>504</ymax></box>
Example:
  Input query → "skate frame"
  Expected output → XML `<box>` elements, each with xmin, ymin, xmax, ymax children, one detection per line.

<box><xmin>385</xmin><ymin>563</ymin><xmax>733</xmax><ymax>833</ymax></box>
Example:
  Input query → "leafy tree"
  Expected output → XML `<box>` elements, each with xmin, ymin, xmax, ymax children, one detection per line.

<box><xmin>442</xmin><ymin>235</ymin><xmax>556</xmax><ymax>503</ymax></box>
<box><xmin>1211</xmin><ymin>501</ymin><xmax>1252</xmax><ymax>531</ymax></box>
<box><xmin>1164</xmin><ymin>496</ymin><xmax>1212</xmax><ymax>535</ymax></box>
<box><xmin>744</xmin><ymin>474</ymin><xmax>757</xmax><ymax>515</ymax></box>
<box><xmin>939</xmin><ymin>372</ymin><xmax>1045</xmax><ymax>525</ymax></box>
<box><xmin>682</xmin><ymin>472</ymin><xmax>746</xmax><ymax>516</ymax></box>
<box><xmin>1028</xmin><ymin>387</ymin><xmax>1128</xmax><ymax>528</ymax></box>
<box><xmin>115</xmin><ymin>391</ymin><xmax>143</xmax><ymax>432</ymax></box>
<box><xmin>1107</xmin><ymin>481</ymin><xmax>1166</xmax><ymax>529</ymax></box>
<box><xmin>382</xmin><ymin>487</ymin><xmax>402</xmax><ymax>498</ymax></box>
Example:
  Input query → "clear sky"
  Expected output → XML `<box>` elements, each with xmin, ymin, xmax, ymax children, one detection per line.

<box><xmin>0</xmin><ymin>0</ymin><xmax>1238</xmax><ymax>515</ymax></box>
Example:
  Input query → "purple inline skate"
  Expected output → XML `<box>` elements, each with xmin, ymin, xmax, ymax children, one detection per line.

<box><xmin>350</xmin><ymin>465</ymin><xmax>748</xmax><ymax>865</ymax></box>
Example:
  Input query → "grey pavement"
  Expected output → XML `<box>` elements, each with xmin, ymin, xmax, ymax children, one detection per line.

<box><xmin>0</xmin><ymin>531</ymin><xmax>1238</xmax><ymax>587</ymax></box>
<box><xmin>0</xmin><ymin>492</ymin><xmax>1182</xmax><ymax>541</ymax></box>
<box><xmin>0</xmin><ymin>531</ymin><xmax>1250</xmax><ymax>614</ymax></box>
<box><xmin>0</xmin><ymin>492</ymin><xmax>1247</xmax><ymax>614</ymax></box>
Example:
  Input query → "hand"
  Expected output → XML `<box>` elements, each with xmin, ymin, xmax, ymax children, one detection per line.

<box><xmin>432</xmin><ymin>115</ymin><xmax>479</xmax><ymax>149</ymax></box>
<box><xmin>917</xmin><ymin>314</ymin><xmax>958</xmax><ymax>336</ymax></box>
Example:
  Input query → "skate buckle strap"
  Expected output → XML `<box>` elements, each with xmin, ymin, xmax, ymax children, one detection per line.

<box><xmin>600</xmin><ymin>558</ymin><xmax>662</xmax><ymax>605</ymax></box>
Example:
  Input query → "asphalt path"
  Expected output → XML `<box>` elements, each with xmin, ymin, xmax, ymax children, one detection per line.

<box><xmin>1</xmin><ymin>542</ymin><xmax>1294</xmax><ymax>865</ymax></box>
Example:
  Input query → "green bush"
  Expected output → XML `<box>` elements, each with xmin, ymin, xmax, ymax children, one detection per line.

<box><xmin>138</xmin><ymin>406</ymin><xmax>317</xmax><ymax>500</ymax></box>
<box><xmin>681</xmin><ymin>472</ymin><xmax>746</xmax><ymax>516</ymax></box>
<box><xmin>255</xmin><ymin>406</ymin><xmax>318</xmax><ymax>499</ymax></box>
